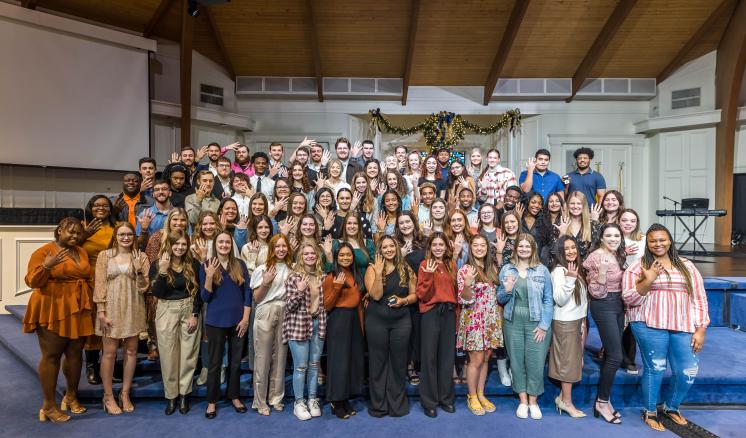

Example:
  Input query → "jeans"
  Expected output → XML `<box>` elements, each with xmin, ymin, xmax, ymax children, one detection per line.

<box><xmin>630</xmin><ymin>322</ymin><xmax>700</xmax><ymax>413</ymax></box>
<box><xmin>288</xmin><ymin>319</ymin><xmax>324</xmax><ymax>401</ymax></box>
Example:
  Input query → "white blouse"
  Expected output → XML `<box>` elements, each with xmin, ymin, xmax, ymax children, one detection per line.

<box><xmin>551</xmin><ymin>266</ymin><xmax>588</xmax><ymax>322</ymax></box>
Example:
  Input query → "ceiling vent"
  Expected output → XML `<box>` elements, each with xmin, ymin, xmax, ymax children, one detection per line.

<box><xmin>236</xmin><ymin>77</ymin><xmax>402</xmax><ymax>99</ymax></box>
<box><xmin>671</xmin><ymin>87</ymin><xmax>701</xmax><ymax>110</ymax></box>
<box><xmin>576</xmin><ymin>78</ymin><xmax>656</xmax><ymax>100</ymax></box>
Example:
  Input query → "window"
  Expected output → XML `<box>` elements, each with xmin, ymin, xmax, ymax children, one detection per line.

<box><xmin>200</xmin><ymin>83</ymin><xmax>223</xmax><ymax>106</ymax></box>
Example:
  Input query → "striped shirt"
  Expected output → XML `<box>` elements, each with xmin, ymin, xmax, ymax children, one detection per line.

<box><xmin>622</xmin><ymin>259</ymin><xmax>709</xmax><ymax>333</ymax></box>
<box><xmin>477</xmin><ymin>166</ymin><xmax>517</xmax><ymax>206</ymax></box>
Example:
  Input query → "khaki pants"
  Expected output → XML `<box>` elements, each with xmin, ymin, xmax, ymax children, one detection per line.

<box><xmin>251</xmin><ymin>301</ymin><xmax>287</xmax><ymax>411</ymax></box>
<box><xmin>156</xmin><ymin>297</ymin><xmax>201</xmax><ymax>400</ymax></box>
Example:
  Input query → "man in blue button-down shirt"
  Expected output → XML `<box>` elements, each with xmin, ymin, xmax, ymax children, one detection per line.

<box><xmin>519</xmin><ymin>149</ymin><xmax>565</xmax><ymax>203</ymax></box>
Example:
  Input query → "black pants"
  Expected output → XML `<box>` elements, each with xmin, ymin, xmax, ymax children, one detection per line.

<box><xmin>621</xmin><ymin>325</ymin><xmax>637</xmax><ymax>368</ymax></box>
<box><xmin>589</xmin><ymin>293</ymin><xmax>624</xmax><ymax>401</ymax></box>
<box><xmin>408</xmin><ymin>306</ymin><xmax>421</xmax><ymax>369</ymax></box>
<box><xmin>205</xmin><ymin>324</ymin><xmax>245</xmax><ymax>403</ymax></box>
<box><xmin>326</xmin><ymin>308</ymin><xmax>365</xmax><ymax>402</ymax></box>
<box><xmin>366</xmin><ymin>302</ymin><xmax>412</xmax><ymax>417</ymax></box>
<box><xmin>419</xmin><ymin>303</ymin><xmax>456</xmax><ymax>410</ymax></box>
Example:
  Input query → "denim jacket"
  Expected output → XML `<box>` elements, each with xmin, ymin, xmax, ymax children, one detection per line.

<box><xmin>496</xmin><ymin>263</ymin><xmax>554</xmax><ymax>331</ymax></box>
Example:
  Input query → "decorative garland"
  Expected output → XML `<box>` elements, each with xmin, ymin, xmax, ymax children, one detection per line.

<box><xmin>369</xmin><ymin>108</ymin><xmax>521</xmax><ymax>154</ymax></box>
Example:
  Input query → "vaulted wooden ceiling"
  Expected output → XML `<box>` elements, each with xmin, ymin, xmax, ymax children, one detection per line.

<box><xmin>29</xmin><ymin>0</ymin><xmax>737</xmax><ymax>85</ymax></box>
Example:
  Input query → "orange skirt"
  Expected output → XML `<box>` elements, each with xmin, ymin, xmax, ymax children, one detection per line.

<box><xmin>23</xmin><ymin>279</ymin><xmax>94</xmax><ymax>340</ymax></box>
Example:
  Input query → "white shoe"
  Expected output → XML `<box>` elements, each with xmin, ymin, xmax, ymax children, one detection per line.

<box><xmin>497</xmin><ymin>359</ymin><xmax>512</xmax><ymax>387</ymax></box>
<box><xmin>529</xmin><ymin>404</ymin><xmax>542</xmax><ymax>420</ymax></box>
<box><xmin>516</xmin><ymin>403</ymin><xmax>529</xmax><ymax>419</ymax></box>
<box><xmin>294</xmin><ymin>400</ymin><xmax>312</xmax><ymax>421</ymax></box>
<box><xmin>196</xmin><ymin>368</ymin><xmax>208</xmax><ymax>386</ymax></box>
<box><xmin>220</xmin><ymin>367</ymin><xmax>226</xmax><ymax>385</ymax></box>
<box><xmin>308</xmin><ymin>398</ymin><xmax>322</xmax><ymax>417</ymax></box>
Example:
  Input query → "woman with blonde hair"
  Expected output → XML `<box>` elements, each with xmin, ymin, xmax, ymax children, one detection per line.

<box><xmin>444</xmin><ymin>208</ymin><xmax>473</xmax><ymax>268</ymax></box>
<box><xmin>555</xmin><ymin>191</ymin><xmax>601</xmax><ymax>259</ymax></box>
<box><xmin>284</xmin><ymin>242</ymin><xmax>327</xmax><ymax>420</ymax></box>
<box><xmin>250</xmin><ymin>234</ymin><xmax>293</xmax><ymax>416</ymax></box>
<box><xmin>94</xmin><ymin>221</ymin><xmax>150</xmax><ymax>414</ymax></box>
<box><xmin>150</xmin><ymin>229</ymin><xmax>203</xmax><ymax>415</ymax></box>
<box><xmin>318</xmin><ymin>158</ymin><xmax>351</xmax><ymax>197</ymax></box>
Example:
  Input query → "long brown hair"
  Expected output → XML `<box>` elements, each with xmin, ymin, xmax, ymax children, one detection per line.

<box><xmin>341</xmin><ymin>212</ymin><xmax>369</xmax><ymax>259</ymax></box>
<box><xmin>289</xmin><ymin>160</ymin><xmax>312</xmax><ymax>193</ymax></box>
<box><xmin>444</xmin><ymin>208</ymin><xmax>474</xmax><ymax>242</ymax></box>
<box><xmin>158</xmin><ymin>229</ymin><xmax>199</xmax><ymax>296</ymax></box>
<box><xmin>425</xmin><ymin>232</ymin><xmax>455</xmax><ymax>281</ymax></box>
<box><xmin>210</xmin><ymin>231</ymin><xmax>245</xmax><ymax>286</ymax></box>
<box><xmin>554</xmin><ymin>235</ymin><xmax>586</xmax><ymax>305</ymax></box>
<box><xmin>266</xmin><ymin>233</ymin><xmax>292</xmax><ymax>269</ymax></box>
<box><xmin>600</xmin><ymin>190</ymin><xmax>625</xmax><ymax>224</ymax></box>
<box><xmin>378</xmin><ymin>235</ymin><xmax>412</xmax><ymax>288</ymax></box>
<box><xmin>466</xmin><ymin>234</ymin><xmax>498</xmax><ymax>284</ymax></box>
<box><xmin>509</xmin><ymin>233</ymin><xmax>542</xmax><ymax>268</ymax></box>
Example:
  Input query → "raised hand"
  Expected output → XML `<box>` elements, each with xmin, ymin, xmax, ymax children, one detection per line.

<box><xmin>526</xmin><ymin>157</ymin><xmax>536</xmax><ymax>172</ymax></box>
<box><xmin>113</xmin><ymin>197</ymin><xmax>127</xmax><ymax>216</ymax></box>
<box><xmin>423</xmin><ymin>259</ymin><xmax>438</xmax><ymax>273</ymax></box>
<box><xmin>493</xmin><ymin>232</ymin><xmax>508</xmax><ymax>253</ymax></box>
<box><xmin>297</xmin><ymin>274</ymin><xmax>309</xmax><ymax>292</ymax></box>
<box><xmin>599</xmin><ymin>256</ymin><xmax>613</xmax><ymax>275</ymax></box>
<box><xmin>191</xmin><ymin>237</ymin><xmax>208</xmax><ymax>262</ymax></box>
<box><xmin>139</xmin><ymin>210</ymin><xmax>154</xmax><ymax>231</ymax></box>
<box><xmin>566</xmin><ymin>261</ymin><xmax>578</xmax><ymax>278</ymax></box>
<box><xmin>289</xmin><ymin>235</ymin><xmax>299</xmax><ymax>252</ymax></box>
<box><xmin>454</xmin><ymin>233</ymin><xmax>465</xmax><ymax>252</ymax></box>
<box><xmin>299</xmin><ymin>136</ymin><xmax>316</xmax><ymax>148</ymax></box>
<box><xmin>132</xmin><ymin>249</ymin><xmax>145</xmax><ymax>272</ymax></box>
<box><xmin>262</xmin><ymin>265</ymin><xmax>277</xmax><ymax>286</ymax></box>
<box><xmin>323</xmin><ymin>211</ymin><xmax>335</xmax><ymax>231</ymax></box>
<box><xmin>315</xmin><ymin>174</ymin><xmax>328</xmax><ymax>190</ymax></box>
<box><xmin>625</xmin><ymin>242</ymin><xmax>639</xmax><ymax>256</ymax></box>
<box><xmin>333</xmin><ymin>271</ymin><xmax>347</xmax><ymax>285</ymax></box>
<box><xmin>401</xmin><ymin>240</ymin><xmax>413</xmax><ymax>257</ymax></box>
<box><xmin>84</xmin><ymin>218</ymin><xmax>103</xmax><ymax>238</ymax></box>
<box><xmin>514</xmin><ymin>202</ymin><xmax>525</xmax><ymax>218</ymax></box>
<box><xmin>237</xmin><ymin>215</ymin><xmax>249</xmax><ymax>230</ymax></box>
<box><xmin>377</xmin><ymin>182</ymin><xmax>386</xmax><ymax>195</ymax></box>
<box><xmin>315</xmin><ymin>205</ymin><xmax>329</xmax><ymax>219</ymax></box>
<box><xmin>554</xmin><ymin>215</ymin><xmax>570</xmax><ymax>235</ymax></box>
<box><xmin>195</xmin><ymin>183</ymin><xmax>208</xmax><ymax>201</ymax></box>
<box><xmin>372</xmin><ymin>253</ymin><xmax>385</xmax><ymax>276</ymax></box>
<box><xmin>268</xmin><ymin>162</ymin><xmax>282</xmax><ymax>178</ymax></box>
<box><xmin>351</xmin><ymin>141</ymin><xmax>362</xmax><ymax>158</ymax></box>
<box><xmin>502</xmin><ymin>274</ymin><xmax>516</xmax><ymax>293</ymax></box>
<box><xmin>279</xmin><ymin>217</ymin><xmax>297</xmax><ymax>235</ymax></box>
<box><xmin>158</xmin><ymin>252</ymin><xmax>171</xmax><ymax>274</ymax></box>
<box><xmin>321</xmin><ymin>150</ymin><xmax>332</xmax><ymax>166</ymax></box>
<box><xmin>350</xmin><ymin>191</ymin><xmax>362</xmax><ymax>211</ymax></box>
<box><xmin>218</xmin><ymin>212</ymin><xmax>229</xmax><ymax>229</ymax></box>
<box><xmin>42</xmin><ymin>249</ymin><xmax>69</xmax><ymax>270</ymax></box>
<box><xmin>421</xmin><ymin>218</ymin><xmax>432</xmax><ymax>236</ymax></box>
<box><xmin>196</xmin><ymin>145</ymin><xmax>209</xmax><ymax>161</ymax></box>
<box><xmin>140</xmin><ymin>176</ymin><xmax>153</xmax><ymax>192</ymax></box>
<box><xmin>590</xmin><ymin>203</ymin><xmax>603</xmax><ymax>221</ymax></box>
<box><xmin>204</xmin><ymin>258</ymin><xmax>220</xmax><ymax>279</ymax></box>
<box><xmin>376</xmin><ymin>211</ymin><xmax>387</xmax><ymax>232</ymax></box>
<box><xmin>225</xmin><ymin>142</ymin><xmax>240</xmax><ymax>152</ymax></box>
<box><xmin>642</xmin><ymin>259</ymin><xmax>664</xmax><ymax>282</ymax></box>
<box><xmin>272</xmin><ymin>197</ymin><xmax>289</xmax><ymax>216</ymax></box>
<box><xmin>321</xmin><ymin>235</ymin><xmax>333</xmax><ymax>258</ymax></box>
<box><xmin>278</xmin><ymin>167</ymin><xmax>288</xmax><ymax>179</ymax></box>
<box><xmin>168</xmin><ymin>152</ymin><xmax>179</xmax><ymax>164</ymax></box>
<box><xmin>463</xmin><ymin>264</ymin><xmax>476</xmax><ymax>284</ymax></box>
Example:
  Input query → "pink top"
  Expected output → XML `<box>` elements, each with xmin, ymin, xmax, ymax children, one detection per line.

<box><xmin>583</xmin><ymin>249</ymin><xmax>624</xmax><ymax>299</ymax></box>
<box><xmin>622</xmin><ymin>258</ymin><xmax>709</xmax><ymax>333</ymax></box>
<box><xmin>219</xmin><ymin>146</ymin><xmax>255</xmax><ymax>176</ymax></box>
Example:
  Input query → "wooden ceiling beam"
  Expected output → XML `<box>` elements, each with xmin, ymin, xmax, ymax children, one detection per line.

<box><xmin>144</xmin><ymin>0</ymin><xmax>174</xmax><ymax>38</ymax></box>
<box><xmin>203</xmin><ymin>6</ymin><xmax>235</xmax><ymax>79</ymax></box>
<box><xmin>566</xmin><ymin>0</ymin><xmax>637</xmax><ymax>102</ymax></box>
<box><xmin>401</xmin><ymin>0</ymin><xmax>422</xmax><ymax>106</ymax></box>
<box><xmin>714</xmin><ymin>0</ymin><xmax>746</xmax><ymax>245</ymax></box>
<box><xmin>657</xmin><ymin>0</ymin><xmax>735</xmax><ymax>84</ymax></box>
<box><xmin>305</xmin><ymin>0</ymin><xmax>323</xmax><ymax>102</ymax></box>
<box><xmin>180</xmin><ymin>0</ymin><xmax>194</xmax><ymax>148</ymax></box>
<box><xmin>483</xmin><ymin>0</ymin><xmax>531</xmax><ymax>105</ymax></box>
<box><xmin>21</xmin><ymin>0</ymin><xmax>37</xmax><ymax>9</ymax></box>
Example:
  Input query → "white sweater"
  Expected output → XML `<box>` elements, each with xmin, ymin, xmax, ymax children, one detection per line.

<box><xmin>551</xmin><ymin>266</ymin><xmax>588</xmax><ymax>322</ymax></box>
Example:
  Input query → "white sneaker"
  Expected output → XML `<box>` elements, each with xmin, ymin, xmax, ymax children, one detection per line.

<box><xmin>516</xmin><ymin>403</ymin><xmax>529</xmax><ymax>419</ymax></box>
<box><xmin>497</xmin><ymin>359</ymin><xmax>512</xmax><ymax>387</ymax></box>
<box><xmin>528</xmin><ymin>404</ymin><xmax>542</xmax><ymax>420</ymax></box>
<box><xmin>294</xmin><ymin>400</ymin><xmax>312</xmax><ymax>421</ymax></box>
<box><xmin>308</xmin><ymin>398</ymin><xmax>322</xmax><ymax>417</ymax></box>
<box><xmin>196</xmin><ymin>368</ymin><xmax>208</xmax><ymax>386</ymax></box>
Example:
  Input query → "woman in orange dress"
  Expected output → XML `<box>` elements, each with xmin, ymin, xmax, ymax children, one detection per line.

<box><xmin>23</xmin><ymin>217</ymin><xmax>95</xmax><ymax>423</ymax></box>
<box><xmin>79</xmin><ymin>194</ymin><xmax>116</xmax><ymax>385</ymax></box>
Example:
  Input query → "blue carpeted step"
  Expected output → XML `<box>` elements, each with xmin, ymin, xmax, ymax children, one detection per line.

<box><xmin>4</xmin><ymin>305</ymin><xmax>746</xmax><ymax>408</ymax></box>
<box><xmin>730</xmin><ymin>293</ymin><xmax>746</xmax><ymax>331</ymax></box>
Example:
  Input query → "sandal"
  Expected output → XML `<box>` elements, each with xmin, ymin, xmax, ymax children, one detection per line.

<box><xmin>61</xmin><ymin>396</ymin><xmax>87</xmax><ymax>414</ymax></box>
<box><xmin>467</xmin><ymin>394</ymin><xmax>485</xmax><ymax>416</ymax></box>
<box><xmin>593</xmin><ymin>400</ymin><xmax>621</xmax><ymax>425</ymax></box>
<box><xmin>662</xmin><ymin>409</ymin><xmax>687</xmax><ymax>426</ymax></box>
<box><xmin>477</xmin><ymin>393</ymin><xmax>496</xmax><ymax>413</ymax></box>
<box><xmin>38</xmin><ymin>407</ymin><xmax>71</xmax><ymax>423</ymax></box>
<box><xmin>642</xmin><ymin>411</ymin><xmax>666</xmax><ymax>432</ymax></box>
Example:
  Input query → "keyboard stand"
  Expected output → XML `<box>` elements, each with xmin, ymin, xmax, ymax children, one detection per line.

<box><xmin>675</xmin><ymin>211</ymin><xmax>711</xmax><ymax>259</ymax></box>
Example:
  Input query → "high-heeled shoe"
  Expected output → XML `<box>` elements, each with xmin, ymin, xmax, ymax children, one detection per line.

<box><xmin>467</xmin><ymin>394</ymin><xmax>485</xmax><ymax>416</ymax></box>
<box><xmin>342</xmin><ymin>400</ymin><xmax>357</xmax><ymax>416</ymax></box>
<box><xmin>330</xmin><ymin>402</ymin><xmax>350</xmax><ymax>419</ymax></box>
<box><xmin>86</xmin><ymin>363</ymin><xmax>102</xmax><ymax>385</ymax></box>
<box><xmin>593</xmin><ymin>401</ymin><xmax>621</xmax><ymax>424</ymax></box>
<box><xmin>119</xmin><ymin>391</ymin><xmax>135</xmax><ymax>413</ymax></box>
<box><xmin>61</xmin><ymin>396</ymin><xmax>87</xmax><ymax>414</ymax></box>
<box><xmin>555</xmin><ymin>396</ymin><xmax>586</xmax><ymax>418</ymax></box>
<box><xmin>102</xmin><ymin>394</ymin><xmax>122</xmax><ymax>416</ymax></box>
<box><xmin>39</xmin><ymin>408</ymin><xmax>71</xmax><ymax>423</ymax></box>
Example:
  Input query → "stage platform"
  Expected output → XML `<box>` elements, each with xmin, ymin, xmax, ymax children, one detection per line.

<box><xmin>3</xmin><ymin>278</ymin><xmax>746</xmax><ymax>409</ymax></box>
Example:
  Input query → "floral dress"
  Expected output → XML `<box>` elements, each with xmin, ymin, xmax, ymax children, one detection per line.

<box><xmin>456</xmin><ymin>266</ymin><xmax>503</xmax><ymax>351</ymax></box>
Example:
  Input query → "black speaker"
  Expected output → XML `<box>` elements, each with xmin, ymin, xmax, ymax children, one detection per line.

<box><xmin>681</xmin><ymin>198</ymin><xmax>709</xmax><ymax>209</ymax></box>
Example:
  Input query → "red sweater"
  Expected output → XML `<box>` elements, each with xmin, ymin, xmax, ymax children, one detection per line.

<box><xmin>416</xmin><ymin>260</ymin><xmax>457</xmax><ymax>313</ymax></box>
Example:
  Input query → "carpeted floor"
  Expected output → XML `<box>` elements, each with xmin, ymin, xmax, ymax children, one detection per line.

<box><xmin>1</xmin><ymin>344</ymin><xmax>742</xmax><ymax>438</ymax></box>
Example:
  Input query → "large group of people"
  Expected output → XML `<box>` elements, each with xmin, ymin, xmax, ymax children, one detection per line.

<box><xmin>22</xmin><ymin>138</ymin><xmax>709</xmax><ymax>432</ymax></box>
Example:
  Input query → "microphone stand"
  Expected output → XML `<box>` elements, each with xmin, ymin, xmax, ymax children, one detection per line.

<box><xmin>663</xmin><ymin>196</ymin><xmax>680</xmax><ymax>251</ymax></box>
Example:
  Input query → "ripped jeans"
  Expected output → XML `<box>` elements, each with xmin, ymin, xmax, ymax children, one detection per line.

<box><xmin>630</xmin><ymin>322</ymin><xmax>700</xmax><ymax>413</ymax></box>
<box><xmin>288</xmin><ymin>319</ymin><xmax>324</xmax><ymax>402</ymax></box>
